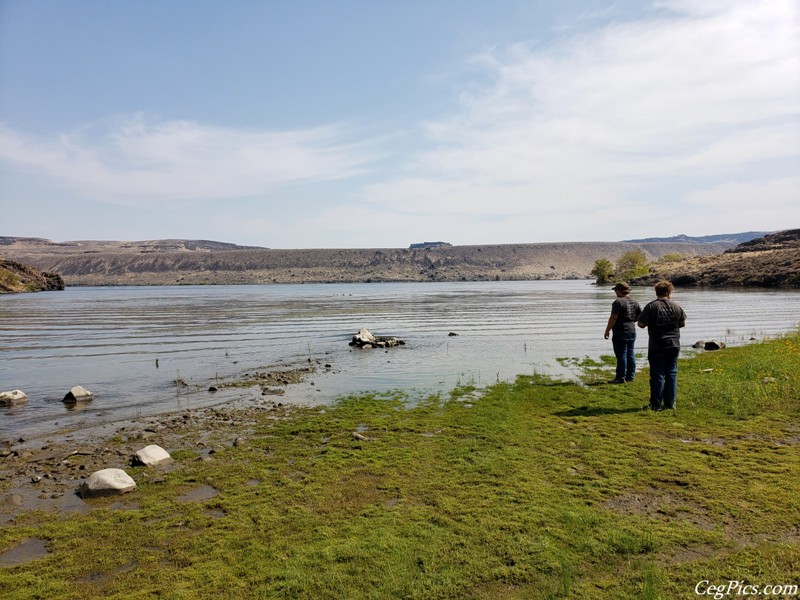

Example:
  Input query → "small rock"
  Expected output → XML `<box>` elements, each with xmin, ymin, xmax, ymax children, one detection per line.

<box><xmin>78</xmin><ymin>468</ymin><xmax>137</xmax><ymax>498</ymax></box>
<box><xmin>208</xmin><ymin>386</ymin><xmax>218</xmax><ymax>392</ymax></box>
<box><xmin>703</xmin><ymin>340</ymin><xmax>726</xmax><ymax>351</ymax></box>
<box><xmin>0</xmin><ymin>390</ymin><xmax>28</xmax><ymax>407</ymax></box>
<box><xmin>261</xmin><ymin>387</ymin><xmax>285</xmax><ymax>396</ymax></box>
<box><xmin>448</xmin><ymin>332</ymin><xmax>459</xmax><ymax>337</ymax></box>
<box><xmin>762</xmin><ymin>377</ymin><xmax>777</xmax><ymax>384</ymax></box>
<box><xmin>63</xmin><ymin>386</ymin><xmax>93</xmax><ymax>403</ymax></box>
<box><xmin>5</xmin><ymin>493</ymin><xmax>23</xmax><ymax>507</ymax></box>
<box><xmin>131</xmin><ymin>445</ymin><xmax>172</xmax><ymax>467</ymax></box>
<box><xmin>351</xmin><ymin>432</ymin><xmax>371</xmax><ymax>442</ymax></box>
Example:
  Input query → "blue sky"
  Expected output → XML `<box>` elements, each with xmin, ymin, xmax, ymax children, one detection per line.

<box><xmin>1</xmin><ymin>0</ymin><xmax>798</xmax><ymax>248</ymax></box>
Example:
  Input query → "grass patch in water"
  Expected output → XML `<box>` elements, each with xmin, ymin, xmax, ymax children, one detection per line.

<box><xmin>1</xmin><ymin>332</ymin><xmax>798</xmax><ymax>598</ymax></box>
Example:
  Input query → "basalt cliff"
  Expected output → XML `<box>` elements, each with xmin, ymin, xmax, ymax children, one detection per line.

<box><xmin>1</xmin><ymin>236</ymin><xmax>732</xmax><ymax>286</ymax></box>
<box><xmin>0</xmin><ymin>258</ymin><xmax>65</xmax><ymax>293</ymax></box>
<box><xmin>633</xmin><ymin>229</ymin><xmax>800</xmax><ymax>288</ymax></box>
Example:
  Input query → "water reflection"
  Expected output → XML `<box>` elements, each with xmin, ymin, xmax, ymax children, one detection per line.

<box><xmin>1</xmin><ymin>280</ymin><xmax>798</xmax><ymax>441</ymax></box>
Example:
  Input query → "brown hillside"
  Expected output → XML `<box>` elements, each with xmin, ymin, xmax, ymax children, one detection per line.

<box><xmin>633</xmin><ymin>229</ymin><xmax>800</xmax><ymax>288</ymax></box>
<box><xmin>0</xmin><ymin>237</ymin><xmax>731</xmax><ymax>286</ymax></box>
<box><xmin>0</xmin><ymin>258</ymin><xmax>65</xmax><ymax>293</ymax></box>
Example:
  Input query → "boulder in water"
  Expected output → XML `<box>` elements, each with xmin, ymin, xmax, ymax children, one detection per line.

<box><xmin>0</xmin><ymin>390</ymin><xmax>28</xmax><ymax>407</ymax></box>
<box><xmin>349</xmin><ymin>328</ymin><xmax>405</xmax><ymax>349</ymax></box>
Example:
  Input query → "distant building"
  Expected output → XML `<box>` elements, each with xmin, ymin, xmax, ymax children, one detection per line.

<box><xmin>409</xmin><ymin>241</ymin><xmax>452</xmax><ymax>249</ymax></box>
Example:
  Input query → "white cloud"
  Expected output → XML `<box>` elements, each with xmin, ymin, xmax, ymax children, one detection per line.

<box><xmin>682</xmin><ymin>176</ymin><xmax>800</xmax><ymax>211</ymax></box>
<box><xmin>1</xmin><ymin>0</ymin><xmax>797</xmax><ymax>246</ymax></box>
<box><xmin>363</xmin><ymin>0</ymin><xmax>800</xmax><ymax>237</ymax></box>
<box><xmin>0</xmin><ymin>115</ymin><xmax>379</xmax><ymax>205</ymax></box>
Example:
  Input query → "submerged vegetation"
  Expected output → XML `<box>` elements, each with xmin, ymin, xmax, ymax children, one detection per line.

<box><xmin>1</xmin><ymin>332</ymin><xmax>799</xmax><ymax>598</ymax></box>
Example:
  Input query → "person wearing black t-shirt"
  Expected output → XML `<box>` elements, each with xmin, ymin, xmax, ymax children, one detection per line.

<box><xmin>603</xmin><ymin>282</ymin><xmax>642</xmax><ymax>383</ymax></box>
<box><xmin>637</xmin><ymin>280</ymin><xmax>687</xmax><ymax>411</ymax></box>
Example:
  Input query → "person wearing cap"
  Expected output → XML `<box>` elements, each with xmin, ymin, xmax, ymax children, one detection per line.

<box><xmin>603</xmin><ymin>282</ymin><xmax>642</xmax><ymax>384</ymax></box>
<box><xmin>637</xmin><ymin>280</ymin><xmax>687</xmax><ymax>411</ymax></box>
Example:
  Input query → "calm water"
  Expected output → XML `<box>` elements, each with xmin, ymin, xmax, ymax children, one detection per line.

<box><xmin>2</xmin><ymin>280</ymin><xmax>798</xmax><ymax>441</ymax></box>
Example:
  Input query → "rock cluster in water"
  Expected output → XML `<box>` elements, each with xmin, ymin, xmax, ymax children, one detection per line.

<box><xmin>349</xmin><ymin>328</ymin><xmax>405</xmax><ymax>349</ymax></box>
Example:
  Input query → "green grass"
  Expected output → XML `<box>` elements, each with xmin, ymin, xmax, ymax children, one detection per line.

<box><xmin>2</xmin><ymin>332</ymin><xmax>799</xmax><ymax>598</ymax></box>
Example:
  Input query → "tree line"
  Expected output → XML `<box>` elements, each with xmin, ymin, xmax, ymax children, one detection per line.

<box><xmin>590</xmin><ymin>251</ymin><xmax>684</xmax><ymax>284</ymax></box>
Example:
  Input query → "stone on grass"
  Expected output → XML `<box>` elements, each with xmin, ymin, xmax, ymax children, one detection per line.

<box><xmin>0</xmin><ymin>390</ymin><xmax>28</xmax><ymax>407</ymax></box>
<box><xmin>693</xmin><ymin>340</ymin><xmax>727</xmax><ymax>351</ymax></box>
<box><xmin>79</xmin><ymin>468</ymin><xmax>136</xmax><ymax>498</ymax></box>
<box><xmin>703</xmin><ymin>340</ymin><xmax>727</xmax><ymax>351</ymax></box>
<box><xmin>132</xmin><ymin>444</ymin><xmax>172</xmax><ymax>467</ymax></box>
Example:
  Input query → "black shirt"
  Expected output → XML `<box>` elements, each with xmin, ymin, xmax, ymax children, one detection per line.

<box><xmin>638</xmin><ymin>298</ymin><xmax>686</xmax><ymax>350</ymax></box>
<box><xmin>611</xmin><ymin>296</ymin><xmax>642</xmax><ymax>336</ymax></box>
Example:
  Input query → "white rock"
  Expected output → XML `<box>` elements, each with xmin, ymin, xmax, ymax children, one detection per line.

<box><xmin>63</xmin><ymin>385</ymin><xmax>93</xmax><ymax>403</ymax></box>
<box><xmin>353</xmin><ymin>328</ymin><xmax>376</xmax><ymax>344</ymax></box>
<box><xmin>133</xmin><ymin>444</ymin><xmax>172</xmax><ymax>467</ymax></box>
<box><xmin>79</xmin><ymin>468</ymin><xmax>136</xmax><ymax>498</ymax></box>
<box><xmin>0</xmin><ymin>390</ymin><xmax>28</xmax><ymax>407</ymax></box>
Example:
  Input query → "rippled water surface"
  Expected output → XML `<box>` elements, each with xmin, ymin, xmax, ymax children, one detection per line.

<box><xmin>2</xmin><ymin>281</ymin><xmax>798</xmax><ymax>441</ymax></box>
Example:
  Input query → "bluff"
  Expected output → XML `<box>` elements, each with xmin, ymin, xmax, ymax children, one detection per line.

<box><xmin>0</xmin><ymin>258</ymin><xmax>65</xmax><ymax>293</ymax></box>
<box><xmin>632</xmin><ymin>229</ymin><xmax>800</xmax><ymax>288</ymax></box>
<box><xmin>0</xmin><ymin>237</ymin><xmax>731</xmax><ymax>286</ymax></box>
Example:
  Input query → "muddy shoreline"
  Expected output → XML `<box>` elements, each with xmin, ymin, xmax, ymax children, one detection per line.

<box><xmin>0</xmin><ymin>363</ymin><xmax>321</xmax><ymax>523</ymax></box>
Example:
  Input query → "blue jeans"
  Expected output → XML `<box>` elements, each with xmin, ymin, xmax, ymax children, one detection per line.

<box><xmin>612</xmin><ymin>334</ymin><xmax>637</xmax><ymax>381</ymax></box>
<box><xmin>648</xmin><ymin>347</ymin><xmax>680</xmax><ymax>410</ymax></box>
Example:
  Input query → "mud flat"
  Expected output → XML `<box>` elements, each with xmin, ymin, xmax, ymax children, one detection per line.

<box><xmin>0</xmin><ymin>363</ymin><xmax>317</xmax><ymax>521</ymax></box>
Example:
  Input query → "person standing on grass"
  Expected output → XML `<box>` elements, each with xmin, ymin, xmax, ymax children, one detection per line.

<box><xmin>637</xmin><ymin>280</ymin><xmax>687</xmax><ymax>411</ymax></box>
<box><xmin>603</xmin><ymin>282</ymin><xmax>641</xmax><ymax>383</ymax></box>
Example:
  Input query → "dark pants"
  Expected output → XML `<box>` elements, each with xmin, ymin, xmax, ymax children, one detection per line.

<box><xmin>648</xmin><ymin>347</ymin><xmax>680</xmax><ymax>410</ymax></box>
<box><xmin>612</xmin><ymin>334</ymin><xmax>637</xmax><ymax>382</ymax></box>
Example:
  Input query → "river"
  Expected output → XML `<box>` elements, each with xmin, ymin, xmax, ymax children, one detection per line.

<box><xmin>1</xmin><ymin>280</ymin><xmax>798</xmax><ymax>441</ymax></box>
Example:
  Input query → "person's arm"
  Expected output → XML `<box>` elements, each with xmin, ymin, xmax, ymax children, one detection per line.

<box><xmin>637</xmin><ymin>304</ymin><xmax>649</xmax><ymax>329</ymax></box>
<box><xmin>604</xmin><ymin>314</ymin><xmax>617</xmax><ymax>339</ymax></box>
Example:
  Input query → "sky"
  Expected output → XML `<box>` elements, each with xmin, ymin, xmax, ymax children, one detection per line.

<box><xmin>0</xmin><ymin>0</ymin><xmax>798</xmax><ymax>249</ymax></box>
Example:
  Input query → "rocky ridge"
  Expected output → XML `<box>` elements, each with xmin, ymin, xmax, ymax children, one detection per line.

<box><xmin>632</xmin><ymin>229</ymin><xmax>800</xmax><ymax>288</ymax></box>
<box><xmin>0</xmin><ymin>258</ymin><xmax>65</xmax><ymax>293</ymax></box>
<box><xmin>0</xmin><ymin>237</ymin><xmax>732</xmax><ymax>286</ymax></box>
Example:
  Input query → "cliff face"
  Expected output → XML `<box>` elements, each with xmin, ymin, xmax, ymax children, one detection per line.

<box><xmin>633</xmin><ymin>229</ymin><xmax>800</xmax><ymax>288</ymax></box>
<box><xmin>0</xmin><ymin>259</ymin><xmax>65</xmax><ymax>293</ymax></box>
<box><xmin>0</xmin><ymin>237</ymin><xmax>731</xmax><ymax>286</ymax></box>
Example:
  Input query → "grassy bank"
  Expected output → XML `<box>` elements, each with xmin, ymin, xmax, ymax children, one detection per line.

<box><xmin>2</xmin><ymin>333</ymin><xmax>799</xmax><ymax>598</ymax></box>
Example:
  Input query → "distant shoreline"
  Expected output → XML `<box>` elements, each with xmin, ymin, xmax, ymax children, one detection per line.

<box><xmin>1</xmin><ymin>238</ymin><xmax>732</xmax><ymax>287</ymax></box>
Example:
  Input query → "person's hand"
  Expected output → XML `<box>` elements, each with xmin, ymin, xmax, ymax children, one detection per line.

<box><xmin>604</xmin><ymin>332</ymin><xmax>609</xmax><ymax>340</ymax></box>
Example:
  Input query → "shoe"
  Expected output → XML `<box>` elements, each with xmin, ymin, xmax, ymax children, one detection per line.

<box><xmin>608</xmin><ymin>379</ymin><xmax>626</xmax><ymax>384</ymax></box>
